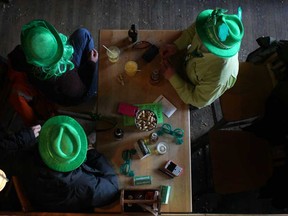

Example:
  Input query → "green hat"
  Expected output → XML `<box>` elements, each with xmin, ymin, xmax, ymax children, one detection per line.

<box><xmin>196</xmin><ymin>7</ymin><xmax>244</xmax><ymax>58</ymax></box>
<box><xmin>39</xmin><ymin>115</ymin><xmax>87</xmax><ymax>172</ymax></box>
<box><xmin>21</xmin><ymin>20</ymin><xmax>74</xmax><ymax>79</ymax></box>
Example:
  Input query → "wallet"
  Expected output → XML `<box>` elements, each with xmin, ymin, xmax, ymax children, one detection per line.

<box><xmin>142</xmin><ymin>45</ymin><xmax>159</xmax><ymax>62</ymax></box>
<box><xmin>117</xmin><ymin>102</ymin><xmax>138</xmax><ymax>117</ymax></box>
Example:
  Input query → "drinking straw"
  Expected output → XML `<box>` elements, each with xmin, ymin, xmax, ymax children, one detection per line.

<box><xmin>102</xmin><ymin>45</ymin><xmax>114</xmax><ymax>55</ymax></box>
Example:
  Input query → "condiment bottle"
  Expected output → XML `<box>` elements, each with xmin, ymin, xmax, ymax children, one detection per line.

<box><xmin>128</xmin><ymin>24</ymin><xmax>138</xmax><ymax>43</ymax></box>
<box><xmin>150</xmin><ymin>69</ymin><xmax>161</xmax><ymax>85</ymax></box>
<box><xmin>114</xmin><ymin>128</ymin><xmax>124</xmax><ymax>140</ymax></box>
<box><xmin>144</xmin><ymin>132</ymin><xmax>159</xmax><ymax>145</ymax></box>
<box><xmin>149</xmin><ymin>132</ymin><xmax>159</xmax><ymax>144</ymax></box>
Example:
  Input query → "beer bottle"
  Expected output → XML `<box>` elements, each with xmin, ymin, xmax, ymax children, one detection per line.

<box><xmin>128</xmin><ymin>24</ymin><xmax>138</xmax><ymax>43</ymax></box>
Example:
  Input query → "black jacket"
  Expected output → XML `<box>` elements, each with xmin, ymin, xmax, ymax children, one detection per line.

<box><xmin>0</xmin><ymin>127</ymin><xmax>119</xmax><ymax>212</ymax></box>
<box><xmin>8</xmin><ymin>45</ymin><xmax>97</xmax><ymax>106</ymax></box>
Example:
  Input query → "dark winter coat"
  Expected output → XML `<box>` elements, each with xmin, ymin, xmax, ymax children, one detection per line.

<box><xmin>0</xmin><ymin>127</ymin><xmax>119</xmax><ymax>212</ymax></box>
<box><xmin>8</xmin><ymin>45</ymin><xmax>97</xmax><ymax>106</ymax></box>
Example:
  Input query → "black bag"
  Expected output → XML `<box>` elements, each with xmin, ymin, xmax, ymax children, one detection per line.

<box><xmin>246</xmin><ymin>36</ymin><xmax>279</xmax><ymax>63</ymax></box>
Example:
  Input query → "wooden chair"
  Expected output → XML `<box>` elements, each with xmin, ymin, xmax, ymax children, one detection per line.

<box><xmin>209</xmin><ymin>130</ymin><xmax>273</xmax><ymax>194</ymax></box>
<box><xmin>0</xmin><ymin>56</ymin><xmax>18</xmax><ymax>130</ymax></box>
<box><xmin>11</xmin><ymin>176</ymin><xmax>33</xmax><ymax>212</ymax></box>
<box><xmin>94</xmin><ymin>199</ymin><xmax>122</xmax><ymax>214</ymax></box>
<box><xmin>212</xmin><ymin>62</ymin><xmax>276</xmax><ymax>129</ymax></box>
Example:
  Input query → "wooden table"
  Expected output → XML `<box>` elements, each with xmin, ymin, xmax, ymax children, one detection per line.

<box><xmin>97</xmin><ymin>30</ymin><xmax>192</xmax><ymax>213</ymax></box>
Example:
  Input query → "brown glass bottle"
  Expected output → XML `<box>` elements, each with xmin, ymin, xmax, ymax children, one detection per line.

<box><xmin>128</xmin><ymin>24</ymin><xmax>138</xmax><ymax>43</ymax></box>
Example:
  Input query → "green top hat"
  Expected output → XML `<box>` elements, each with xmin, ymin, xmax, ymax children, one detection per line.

<box><xmin>196</xmin><ymin>7</ymin><xmax>244</xmax><ymax>58</ymax></box>
<box><xmin>39</xmin><ymin>115</ymin><xmax>87</xmax><ymax>172</ymax></box>
<box><xmin>21</xmin><ymin>20</ymin><xmax>74</xmax><ymax>79</ymax></box>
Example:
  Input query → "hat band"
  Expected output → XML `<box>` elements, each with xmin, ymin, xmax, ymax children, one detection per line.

<box><xmin>52</xmin><ymin>124</ymin><xmax>81</xmax><ymax>160</ymax></box>
<box><xmin>40</xmin><ymin>38</ymin><xmax>75</xmax><ymax>79</ymax></box>
<box><xmin>41</xmin><ymin>58</ymin><xmax>74</xmax><ymax>79</ymax></box>
<box><xmin>205</xmin><ymin>27</ymin><xmax>232</xmax><ymax>50</ymax></box>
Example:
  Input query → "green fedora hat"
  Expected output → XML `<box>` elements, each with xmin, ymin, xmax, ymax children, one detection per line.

<box><xmin>196</xmin><ymin>7</ymin><xmax>244</xmax><ymax>58</ymax></box>
<box><xmin>39</xmin><ymin>115</ymin><xmax>87</xmax><ymax>172</ymax></box>
<box><xmin>21</xmin><ymin>19</ymin><xmax>64</xmax><ymax>68</ymax></box>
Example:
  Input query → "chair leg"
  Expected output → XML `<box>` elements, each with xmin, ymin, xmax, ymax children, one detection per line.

<box><xmin>191</xmin><ymin>131</ymin><xmax>210</xmax><ymax>153</ymax></box>
<box><xmin>220</xmin><ymin>116</ymin><xmax>259</xmax><ymax>129</ymax></box>
<box><xmin>12</xmin><ymin>176</ymin><xmax>33</xmax><ymax>212</ymax></box>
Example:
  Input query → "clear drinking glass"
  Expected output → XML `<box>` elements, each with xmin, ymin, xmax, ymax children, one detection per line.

<box><xmin>106</xmin><ymin>46</ymin><xmax>120</xmax><ymax>63</ymax></box>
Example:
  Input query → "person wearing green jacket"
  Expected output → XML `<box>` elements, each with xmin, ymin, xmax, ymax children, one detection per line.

<box><xmin>160</xmin><ymin>8</ymin><xmax>244</xmax><ymax>109</ymax></box>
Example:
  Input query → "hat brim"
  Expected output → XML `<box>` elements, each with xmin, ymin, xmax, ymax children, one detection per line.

<box><xmin>196</xmin><ymin>9</ymin><xmax>241</xmax><ymax>58</ymax></box>
<box><xmin>21</xmin><ymin>20</ymin><xmax>64</xmax><ymax>67</ymax></box>
<box><xmin>39</xmin><ymin>116</ymin><xmax>87</xmax><ymax>172</ymax></box>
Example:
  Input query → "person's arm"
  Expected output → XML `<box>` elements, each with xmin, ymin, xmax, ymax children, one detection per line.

<box><xmin>168</xmin><ymin>56</ymin><xmax>238</xmax><ymax>108</ymax></box>
<box><xmin>77</xmin><ymin>49</ymin><xmax>98</xmax><ymax>99</ymax></box>
<box><xmin>84</xmin><ymin>149</ymin><xmax>119</xmax><ymax>207</ymax></box>
<box><xmin>0</xmin><ymin>125</ymin><xmax>40</xmax><ymax>151</ymax></box>
<box><xmin>85</xmin><ymin>150</ymin><xmax>118</xmax><ymax>179</ymax></box>
<box><xmin>160</xmin><ymin>57</ymin><xmax>218</xmax><ymax>108</ymax></box>
<box><xmin>160</xmin><ymin>23</ymin><xmax>197</xmax><ymax>59</ymax></box>
<box><xmin>169</xmin><ymin>73</ymin><xmax>224</xmax><ymax>108</ymax></box>
<box><xmin>78</xmin><ymin>61</ymin><xmax>97</xmax><ymax>88</ymax></box>
<box><xmin>7</xmin><ymin>49</ymin><xmax>41</xmax><ymax>127</ymax></box>
<box><xmin>173</xmin><ymin>23</ymin><xmax>197</xmax><ymax>50</ymax></box>
<box><xmin>8</xmin><ymin>88</ymin><xmax>38</xmax><ymax>126</ymax></box>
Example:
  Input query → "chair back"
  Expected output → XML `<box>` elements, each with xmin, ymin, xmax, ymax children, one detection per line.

<box><xmin>12</xmin><ymin>176</ymin><xmax>33</xmax><ymax>212</ymax></box>
<box><xmin>209</xmin><ymin>130</ymin><xmax>273</xmax><ymax>194</ymax></box>
<box><xmin>220</xmin><ymin>62</ymin><xmax>275</xmax><ymax>121</ymax></box>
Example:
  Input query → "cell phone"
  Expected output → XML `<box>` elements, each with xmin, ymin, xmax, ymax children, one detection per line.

<box><xmin>164</xmin><ymin>160</ymin><xmax>183</xmax><ymax>177</ymax></box>
<box><xmin>142</xmin><ymin>45</ymin><xmax>159</xmax><ymax>62</ymax></box>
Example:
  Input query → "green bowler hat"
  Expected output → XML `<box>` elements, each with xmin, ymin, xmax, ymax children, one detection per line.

<box><xmin>21</xmin><ymin>19</ymin><xmax>64</xmax><ymax>68</ymax></box>
<box><xmin>39</xmin><ymin>115</ymin><xmax>87</xmax><ymax>172</ymax></box>
<box><xmin>196</xmin><ymin>7</ymin><xmax>244</xmax><ymax>58</ymax></box>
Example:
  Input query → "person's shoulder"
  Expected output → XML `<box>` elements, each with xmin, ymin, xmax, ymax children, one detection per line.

<box><xmin>211</xmin><ymin>53</ymin><xmax>239</xmax><ymax>65</ymax></box>
<box><xmin>222</xmin><ymin>53</ymin><xmax>239</xmax><ymax>67</ymax></box>
<box><xmin>8</xmin><ymin>45</ymin><xmax>35</xmax><ymax>72</ymax></box>
<box><xmin>8</xmin><ymin>45</ymin><xmax>24</xmax><ymax>58</ymax></box>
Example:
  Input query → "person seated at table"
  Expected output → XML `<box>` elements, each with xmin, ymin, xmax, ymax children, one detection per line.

<box><xmin>0</xmin><ymin>116</ymin><xmax>119</xmax><ymax>212</ymax></box>
<box><xmin>7</xmin><ymin>19</ymin><xmax>99</xmax><ymax>126</ymax></box>
<box><xmin>160</xmin><ymin>7</ymin><xmax>244</xmax><ymax>109</ymax></box>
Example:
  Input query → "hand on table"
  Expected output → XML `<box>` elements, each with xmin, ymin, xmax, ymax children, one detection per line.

<box><xmin>160</xmin><ymin>59</ymin><xmax>176</xmax><ymax>80</ymax></box>
<box><xmin>160</xmin><ymin>43</ymin><xmax>178</xmax><ymax>59</ymax></box>
<box><xmin>88</xmin><ymin>48</ymin><xmax>98</xmax><ymax>63</ymax></box>
<box><xmin>31</xmin><ymin>125</ymin><xmax>41</xmax><ymax>138</ymax></box>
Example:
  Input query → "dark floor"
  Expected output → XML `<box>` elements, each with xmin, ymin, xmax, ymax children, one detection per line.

<box><xmin>1</xmin><ymin>0</ymin><xmax>288</xmax><ymax>214</ymax></box>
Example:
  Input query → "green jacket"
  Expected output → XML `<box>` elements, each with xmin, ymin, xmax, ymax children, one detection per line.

<box><xmin>170</xmin><ymin>23</ymin><xmax>239</xmax><ymax>108</ymax></box>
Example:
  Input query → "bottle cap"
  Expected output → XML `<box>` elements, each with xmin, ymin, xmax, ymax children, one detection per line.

<box><xmin>150</xmin><ymin>70</ymin><xmax>161</xmax><ymax>85</ymax></box>
<box><xmin>114</xmin><ymin>128</ymin><xmax>124</xmax><ymax>140</ymax></box>
<box><xmin>156</xmin><ymin>142</ymin><xmax>167</xmax><ymax>155</ymax></box>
